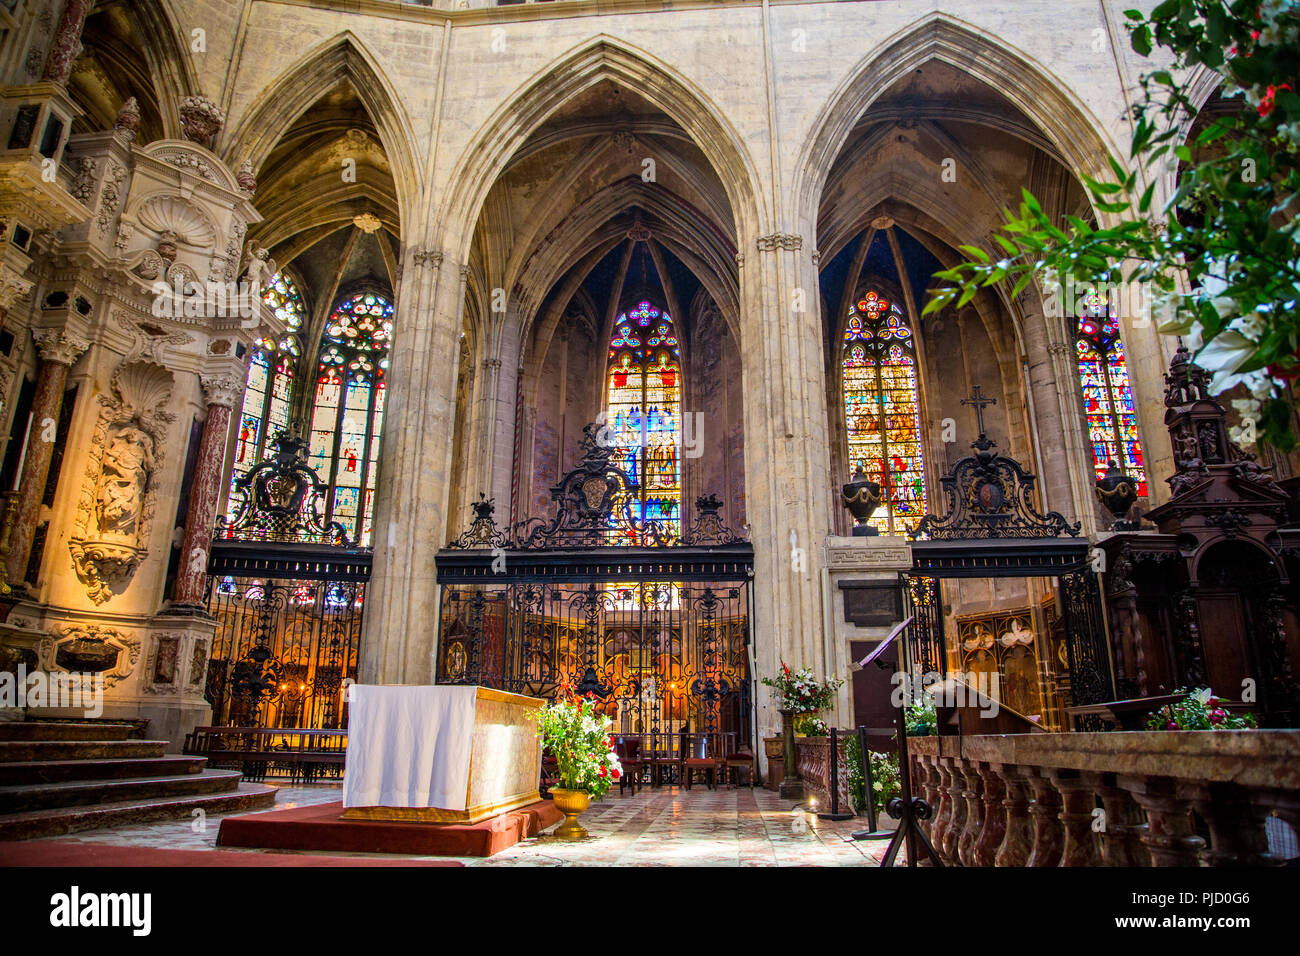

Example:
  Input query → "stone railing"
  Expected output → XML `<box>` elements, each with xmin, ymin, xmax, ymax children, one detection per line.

<box><xmin>795</xmin><ymin>735</ymin><xmax>854</xmax><ymax>812</ymax></box>
<box><xmin>909</xmin><ymin>731</ymin><xmax>1300</xmax><ymax>866</ymax></box>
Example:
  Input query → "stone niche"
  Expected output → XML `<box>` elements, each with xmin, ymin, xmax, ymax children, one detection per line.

<box><xmin>823</xmin><ymin>535</ymin><xmax>913</xmax><ymax>731</ymax></box>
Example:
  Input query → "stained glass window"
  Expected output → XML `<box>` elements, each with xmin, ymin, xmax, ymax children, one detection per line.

<box><xmin>227</xmin><ymin>272</ymin><xmax>306</xmax><ymax>518</ymax></box>
<box><xmin>309</xmin><ymin>291</ymin><xmax>393</xmax><ymax>545</ymax></box>
<box><xmin>842</xmin><ymin>290</ymin><xmax>927</xmax><ymax>534</ymax></box>
<box><xmin>1076</xmin><ymin>294</ymin><xmax>1147</xmax><ymax>496</ymax></box>
<box><xmin>605</xmin><ymin>300</ymin><xmax>682</xmax><ymax>545</ymax></box>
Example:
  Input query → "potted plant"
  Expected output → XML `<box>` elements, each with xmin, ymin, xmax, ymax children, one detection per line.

<box><xmin>1144</xmin><ymin>687</ymin><xmax>1257</xmax><ymax>731</ymax></box>
<box><xmin>530</xmin><ymin>687</ymin><xmax>622</xmax><ymax>840</ymax></box>
<box><xmin>761</xmin><ymin>662</ymin><xmax>843</xmax><ymax>716</ymax></box>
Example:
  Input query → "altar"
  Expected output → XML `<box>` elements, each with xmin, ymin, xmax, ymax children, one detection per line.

<box><xmin>342</xmin><ymin>684</ymin><xmax>544</xmax><ymax>825</ymax></box>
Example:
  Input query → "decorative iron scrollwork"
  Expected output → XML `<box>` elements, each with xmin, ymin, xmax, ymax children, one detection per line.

<box><xmin>915</xmin><ymin>433</ymin><xmax>1080</xmax><ymax>540</ymax></box>
<box><xmin>217</xmin><ymin>432</ymin><xmax>353</xmax><ymax>546</ymax></box>
<box><xmin>444</xmin><ymin>422</ymin><xmax>745</xmax><ymax>550</ymax></box>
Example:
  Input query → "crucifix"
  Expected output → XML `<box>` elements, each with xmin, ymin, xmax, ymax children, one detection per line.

<box><xmin>961</xmin><ymin>385</ymin><xmax>997</xmax><ymax>437</ymax></box>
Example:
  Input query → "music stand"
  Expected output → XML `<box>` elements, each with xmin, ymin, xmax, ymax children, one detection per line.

<box><xmin>848</xmin><ymin>616</ymin><xmax>944</xmax><ymax>868</ymax></box>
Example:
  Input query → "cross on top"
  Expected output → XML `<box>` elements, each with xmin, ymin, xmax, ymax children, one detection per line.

<box><xmin>961</xmin><ymin>384</ymin><xmax>997</xmax><ymax>437</ymax></box>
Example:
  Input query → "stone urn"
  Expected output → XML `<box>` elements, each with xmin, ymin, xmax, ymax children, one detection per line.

<box><xmin>550</xmin><ymin>788</ymin><xmax>592</xmax><ymax>841</ymax></box>
<box><xmin>1095</xmin><ymin>459</ymin><xmax>1139</xmax><ymax>530</ymax></box>
<box><xmin>841</xmin><ymin>467</ymin><xmax>883</xmax><ymax>536</ymax></box>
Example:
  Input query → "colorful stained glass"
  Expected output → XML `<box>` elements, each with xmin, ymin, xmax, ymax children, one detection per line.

<box><xmin>842</xmin><ymin>291</ymin><xmax>927</xmax><ymax>534</ymax></box>
<box><xmin>605</xmin><ymin>301</ymin><xmax>682</xmax><ymax>546</ymax></box>
<box><xmin>1077</xmin><ymin>294</ymin><xmax>1147</xmax><ymax>496</ymax></box>
<box><xmin>309</xmin><ymin>292</ymin><xmax>395</xmax><ymax>545</ymax></box>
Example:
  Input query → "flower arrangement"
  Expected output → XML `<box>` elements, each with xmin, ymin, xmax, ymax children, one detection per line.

<box><xmin>843</xmin><ymin>735</ymin><xmax>901</xmax><ymax>815</ymax></box>
<box><xmin>1144</xmin><ymin>687</ymin><xmax>1256</xmax><ymax>731</ymax></box>
<box><xmin>530</xmin><ymin>687</ymin><xmax>622</xmax><ymax>799</ymax></box>
<box><xmin>761</xmin><ymin>662</ymin><xmax>843</xmax><ymax>714</ymax></box>
<box><xmin>794</xmin><ymin>714</ymin><xmax>829</xmax><ymax>737</ymax></box>
<box><xmin>905</xmin><ymin>696</ymin><xmax>938</xmax><ymax>737</ymax></box>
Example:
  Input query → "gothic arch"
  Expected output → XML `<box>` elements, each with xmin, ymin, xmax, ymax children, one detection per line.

<box><xmin>220</xmin><ymin>31</ymin><xmax>422</xmax><ymax>228</ymax></box>
<box><xmin>437</xmin><ymin>35</ymin><xmax>766</xmax><ymax>267</ymax></box>
<box><xmin>792</xmin><ymin>12</ymin><xmax>1122</xmax><ymax>231</ymax></box>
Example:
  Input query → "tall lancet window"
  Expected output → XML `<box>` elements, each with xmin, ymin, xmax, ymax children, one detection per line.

<box><xmin>842</xmin><ymin>290</ymin><xmax>927</xmax><ymax>534</ymax></box>
<box><xmin>1076</xmin><ymin>294</ymin><xmax>1147</xmax><ymax>495</ymax></box>
<box><xmin>605</xmin><ymin>300</ymin><xmax>682</xmax><ymax>546</ymax></box>
<box><xmin>308</xmin><ymin>291</ymin><xmax>393</xmax><ymax>545</ymax></box>
<box><xmin>228</xmin><ymin>272</ymin><xmax>304</xmax><ymax>515</ymax></box>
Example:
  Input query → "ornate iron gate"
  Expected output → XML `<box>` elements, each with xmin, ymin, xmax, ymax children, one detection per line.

<box><xmin>204</xmin><ymin>433</ymin><xmax>370</xmax><ymax>730</ymax></box>
<box><xmin>435</xmin><ymin>424</ymin><xmax>754</xmax><ymax>745</ymax></box>
<box><xmin>906</xmin><ymin>429</ymin><xmax>1115</xmax><ymax>724</ymax></box>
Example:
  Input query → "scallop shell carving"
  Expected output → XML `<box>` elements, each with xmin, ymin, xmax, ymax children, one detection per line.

<box><xmin>137</xmin><ymin>194</ymin><xmax>216</xmax><ymax>247</ymax></box>
<box><xmin>112</xmin><ymin>360</ymin><xmax>174</xmax><ymax>420</ymax></box>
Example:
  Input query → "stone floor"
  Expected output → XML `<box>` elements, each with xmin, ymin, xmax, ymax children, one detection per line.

<box><xmin>17</xmin><ymin>782</ymin><xmax>901</xmax><ymax>866</ymax></box>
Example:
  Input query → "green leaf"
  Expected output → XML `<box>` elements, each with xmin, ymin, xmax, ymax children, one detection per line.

<box><xmin>958</xmin><ymin>244</ymin><xmax>990</xmax><ymax>263</ymax></box>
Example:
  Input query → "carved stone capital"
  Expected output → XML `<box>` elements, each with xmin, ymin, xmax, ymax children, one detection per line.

<box><xmin>756</xmin><ymin>233</ymin><xmax>803</xmax><ymax>253</ymax></box>
<box><xmin>411</xmin><ymin>248</ymin><xmax>443</xmax><ymax>271</ymax></box>
<box><xmin>199</xmin><ymin>374</ymin><xmax>241</xmax><ymax>409</ymax></box>
<box><xmin>32</xmin><ymin>328</ymin><xmax>89</xmax><ymax>366</ymax></box>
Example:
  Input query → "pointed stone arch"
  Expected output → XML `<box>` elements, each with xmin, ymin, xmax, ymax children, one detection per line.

<box><xmin>220</xmin><ymin>31</ymin><xmax>422</xmax><ymax>229</ymax></box>
<box><xmin>792</xmin><ymin>12</ymin><xmax>1121</xmax><ymax>230</ymax></box>
<box><xmin>438</xmin><ymin>35</ymin><xmax>766</xmax><ymax>266</ymax></box>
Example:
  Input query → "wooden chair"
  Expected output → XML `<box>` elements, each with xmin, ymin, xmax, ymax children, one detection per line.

<box><xmin>615</xmin><ymin>735</ymin><xmax>645</xmax><ymax>795</ymax></box>
<box><xmin>720</xmin><ymin>732</ymin><xmax>756</xmax><ymax>788</ymax></box>
<box><xmin>645</xmin><ymin>732</ymin><xmax>677</xmax><ymax>787</ymax></box>
<box><xmin>680</xmin><ymin>733</ymin><xmax>719</xmax><ymax>790</ymax></box>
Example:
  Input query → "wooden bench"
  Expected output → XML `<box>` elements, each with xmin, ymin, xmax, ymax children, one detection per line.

<box><xmin>183</xmin><ymin>726</ymin><xmax>348</xmax><ymax>783</ymax></box>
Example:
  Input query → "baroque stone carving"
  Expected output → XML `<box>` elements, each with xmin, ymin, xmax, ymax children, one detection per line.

<box><xmin>411</xmin><ymin>248</ymin><xmax>443</xmax><ymax>270</ymax></box>
<box><xmin>113</xmin><ymin>312</ymin><xmax>195</xmax><ymax>365</ymax></box>
<box><xmin>236</xmin><ymin>159</ymin><xmax>257</xmax><ymax>193</ymax></box>
<box><xmin>200</xmin><ymin>374</ymin><xmax>241</xmax><ymax>409</ymax></box>
<box><xmin>40</xmin><ymin>624</ymin><xmax>141</xmax><ymax>689</ymax></box>
<box><xmin>113</xmin><ymin>96</ymin><xmax>141</xmax><ymax>145</ymax></box>
<box><xmin>68</xmin><ymin>361</ymin><xmax>175</xmax><ymax>604</ymax></box>
<box><xmin>179</xmin><ymin>95</ymin><xmax>226</xmax><ymax>145</ymax></box>
<box><xmin>32</xmin><ymin>328</ymin><xmax>90</xmax><ymax>367</ymax></box>
<box><xmin>95</xmin><ymin>162</ymin><xmax>127</xmax><ymax>236</ymax></box>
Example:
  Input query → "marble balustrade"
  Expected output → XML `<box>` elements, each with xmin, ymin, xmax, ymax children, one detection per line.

<box><xmin>908</xmin><ymin>731</ymin><xmax>1300</xmax><ymax>866</ymax></box>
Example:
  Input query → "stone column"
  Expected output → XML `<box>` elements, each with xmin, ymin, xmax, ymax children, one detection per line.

<box><xmin>739</xmin><ymin>234</ymin><xmax>833</xmax><ymax>746</ymax></box>
<box><xmin>995</xmin><ymin>765</ymin><xmax>1034</xmax><ymax>867</ymax></box>
<box><xmin>1049</xmin><ymin>768</ymin><xmax>1103</xmax><ymax>866</ymax></box>
<box><xmin>171</xmin><ymin>375</ymin><xmax>240</xmax><ymax>609</ymax></box>
<box><xmin>973</xmin><ymin>764</ymin><xmax>1008</xmax><ymax>867</ymax></box>
<box><xmin>1026</xmin><ymin>769</ymin><xmax>1064</xmax><ymax>867</ymax></box>
<box><xmin>6</xmin><ymin>329</ymin><xmax>87</xmax><ymax>584</ymax></box>
<box><xmin>1122</xmin><ymin>774</ymin><xmax>1205</xmax><ymax>866</ymax></box>
<box><xmin>43</xmin><ymin>0</ymin><xmax>94</xmax><ymax>87</ymax></box>
<box><xmin>957</xmin><ymin>763</ymin><xmax>985</xmax><ymax>866</ymax></box>
<box><xmin>1096</xmin><ymin>772</ymin><xmax>1150</xmax><ymax>866</ymax></box>
<box><xmin>361</xmin><ymin>247</ymin><xmax>463</xmax><ymax>684</ymax></box>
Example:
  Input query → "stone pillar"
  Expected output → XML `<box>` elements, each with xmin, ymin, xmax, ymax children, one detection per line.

<box><xmin>171</xmin><ymin>375</ymin><xmax>240</xmax><ymax>609</ymax></box>
<box><xmin>957</xmin><ymin>763</ymin><xmax>985</xmax><ymax>866</ymax></box>
<box><xmin>1026</xmin><ymin>769</ymin><xmax>1064</xmax><ymax>867</ymax></box>
<box><xmin>973</xmin><ymin>764</ymin><xmax>1008</xmax><ymax>867</ymax></box>
<box><xmin>942</xmin><ymin>759</ymin><xmax>967</xmax><ymax>864</ymax></box>
<box><xmin>739</xmin><ymin>234</ymin><xmax>833</xmax><ymax>750</ymax></box>
<box><xmin>995</xmin><ymin>765</ymin><xmax>1034</xmax><ymax>867</ymax></box>
<box><xmin>1096</xmin><ymin>772</ymin><xmax>1150</xmax><ymax>866</ymax></box>
<box><xmin>6</xmin><ymin>329</ymin><xmax>87</xmax><ymax>584</ymax></box>
<box><xmin>1050</xmin><ymin>768</ymin><xmax>1103</xmax><ymax>866</ymax></box>
<box><xmin>43</xmin><ymin>0</ymin><xmax>93</xmax><ymax>87</ymax></box>
<box><xmin>1122</xmin><ymin>774</ymin><xmax>1206</xmax><ymax>866</ymax></box>
<box><xmin>361</xmin><ymin>248</ymin><xmax>463</xmax><ymax>684</ymax></box>
<box><xmin>930</xmin><ymin>757</ymin><xmax>954</xmax><ymax>859</ymax></box>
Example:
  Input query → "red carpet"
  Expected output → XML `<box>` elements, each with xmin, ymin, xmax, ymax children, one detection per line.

<box><xmin>0</xmin><ymin>841</ymin><xmax>461</xmax><ymax>867</ymax></box>
<box><xmin>217</xmin><ymin>800</ymin><xmax>563</xmax><ymax>857</ymax></box>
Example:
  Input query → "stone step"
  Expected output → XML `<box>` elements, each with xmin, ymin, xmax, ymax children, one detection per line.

<box><xmin>0</xmin><ymin>770</ymin><xmax>243</xmax><ymax>814</ymax></box>
<box><xmin>0</xmin><ymin>722</ymin><xmax>135</xmax><ymax>742</ymax></box>
<box><xmin>0</xmin><ymin>756</ymin><xmax>207</xmax><ymax>786</ymax></box>
<box><xmin>0</xmin><ymin>782</ymin><xmax>279</xmax><ymax>841</ymax></box>
<box><xmin>0</xmin><ymin>739</ymin><xmax>169</xmax><ymax>763</ymax></box>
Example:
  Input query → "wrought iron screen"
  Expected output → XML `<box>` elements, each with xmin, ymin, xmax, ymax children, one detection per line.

<box><xmin>436</xmin><ymin>424</ymin><xmax>754</xmax><ymax>745</ymax></box>
<box><xmin>204</xmin><ymin>433</ymin><xmax>370</xmax><ymax>733</ymax></box>
<box><xmin>906</xmin><ymin>423</ymin><xmax>1115</xmax><ymax>725</ymax></box>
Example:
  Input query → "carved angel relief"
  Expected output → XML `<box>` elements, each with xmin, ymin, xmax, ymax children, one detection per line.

<box><xmin>68</xmin><ymin>361</ymin><xmax>175</xmax><ymax>604</ymax></box>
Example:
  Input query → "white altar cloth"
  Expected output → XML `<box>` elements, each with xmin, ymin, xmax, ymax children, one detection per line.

<box><xmin>342</xmin><ymin>684</ymin><xmax>479</xmax><ymax>810</ymax></box>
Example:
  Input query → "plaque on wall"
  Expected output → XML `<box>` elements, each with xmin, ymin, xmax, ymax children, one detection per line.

<box><xmin>838</xmin><ymin>579</ymin><xmax>903</xmax><ymax>627</ymax></box>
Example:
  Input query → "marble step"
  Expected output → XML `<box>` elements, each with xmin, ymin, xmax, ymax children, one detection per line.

<box><xmin>0</xmin><ymin>722</ymin><xmax>135</xmax><ymax>741</ymax></box>
<box><xmin>0</xmin><ymin>769</ymin><xmax>243</xmax><ymax>814</ymax></box>
<box><xmin>0</xmin><ymin>781</ymin><xmax>279</xmax><ymax>842</ymax></box>
<box><xmin>0</xmin><ymin>739</ymin><xmax>169</xmax><ymax>763</ymax></box>
<box><xmin>0</xmin><ymin>756</ymin><xmax>207</xmax><ymax>786</ymax></box>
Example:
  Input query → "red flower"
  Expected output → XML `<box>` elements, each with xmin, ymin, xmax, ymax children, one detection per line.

<box><xmin>612</xmin><ymin>769</ymin><xmax>621</xmax><ymax>779</ymax></box>
<box><xmin>598</xmin><ymin>765</ymin><xmax>607</xmax><ymax>777</ymax></box>
<box><xmin>1258</xmin><ymin>83</ymin><xmax>1291</xmax><ymax>118</ymax></box>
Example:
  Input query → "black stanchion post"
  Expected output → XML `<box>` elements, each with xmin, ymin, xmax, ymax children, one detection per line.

<box><xmin>818</xmin><ymin>727</ymin><xmax>853</xmax><ymax>821</ymax></box>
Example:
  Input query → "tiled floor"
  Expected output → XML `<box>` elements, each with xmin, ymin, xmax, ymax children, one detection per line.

<box><xmin>19</xmin><ymin>783</ymin><xmax>901</xmax><ymax>866</ymax></box>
